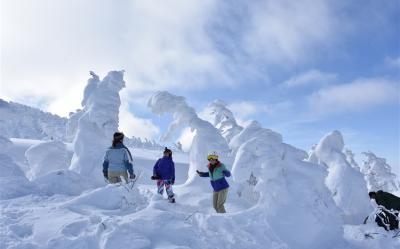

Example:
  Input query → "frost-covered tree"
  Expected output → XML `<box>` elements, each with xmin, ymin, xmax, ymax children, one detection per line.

<box><xmin>345</xmin><ymin>149</ymin><xmax>360</xmax><ymax>171</ymax></box>
<box><xmin>148</xmin><ymin>91</ymin><xmax>230</xmax><ymax>184</ymax></box>
<box><xmin>361</xmin><ymin>151</ymin><xmax>399</xmax><ymax>192</ymax></box>
<box><xmin>66</xmin><ymin>109</ymin><xmax>84</xmax><ymax>142</ymax></box>
<box><xmin>230</xmin><ymin>122</ymin><xmax>345</xmax><ymax>249</ymax></box>
<box><xmin>307</xmin><ymin>130</ymin><xmax>371</xmax><ymax>223</ymax></box>
<box><xmin>202</xmin><ymin>100</ymin><xmax>243</xmax><ymax>143</ymax></box>
<box><xmin>0</xmin><ymin>99</ymin><xmax>67</xmax><ymax>140</ymax></box>
<box><xmin>69</xmin><ymin>71</ymin><xmax>125</xmax><ymax>185</ymax></box>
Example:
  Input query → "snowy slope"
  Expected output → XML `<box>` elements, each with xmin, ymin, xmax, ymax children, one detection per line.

<box><xmin>0</xmin><ymin>99</ymin><xmax>68</xmax><ymax>140</ymax></box>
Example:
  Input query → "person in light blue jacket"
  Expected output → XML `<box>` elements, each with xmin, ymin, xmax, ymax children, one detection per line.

<box><xmin>103</xmin><ymin>132</ymin><xmax>135</xmax><ymax>183</ymax></box>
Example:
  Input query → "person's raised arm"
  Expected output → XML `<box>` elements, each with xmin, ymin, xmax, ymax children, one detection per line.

<box><xmin>196</xmin><ymin>170</ymin><xmax>209</xmax><ymax>177</ymax></box>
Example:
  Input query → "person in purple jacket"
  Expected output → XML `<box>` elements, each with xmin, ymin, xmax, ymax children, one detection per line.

<box><xmin>151</xmin><ymin>147</ymin><xmax>176</xmax><ymax>203</ymax></box>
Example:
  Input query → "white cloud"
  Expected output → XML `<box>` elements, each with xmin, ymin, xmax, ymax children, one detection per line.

<box><xmin>228</xmin><ymin>100</ymin><xmax>293</xmax><ymax>122</ymax></box>
<box><xmin>308</xmin><ymin>78</ymin><xmax>399</xmax><ymax>114</ymax></box>
<box><xmin>119</xmin><ymin>102</ymin><xmax>160</xmax><ymax>140</ymax></box>
<box><xmin>0</xmin><ymin>0</ymin><xmax>230</xmax><ymax>116</ymax></box>
<box><xmin>243</xmin><ymin>0</ymin><xmax>340</xmax><ymax>64</ymax></box>
<box><xmin>1</xmin><ymin>0</ymin><xmax>351</xmax><ymax>117</ymax></box>
<box><xmin>228</xmin><ymin>101</ymin><xmax>259</xmax><ymax>120</ymax></box>
<box><xmin>283</xmin><ymin>69</ymin><xmax>337</xmax><ymax>88</ymax></box>
<box><xmin>385</xmin><ymin>56</ymin><xmax>400</xmax><ymax>69</ymax></box>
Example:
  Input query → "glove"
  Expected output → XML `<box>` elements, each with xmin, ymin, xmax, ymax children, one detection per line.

<box><xmin>103</xmin><ymin>171</ymin><xmax>108</xmax><ymax>179</ymax></box>
<box><xmin>171</xmin><ymin>178</ymin><xmax>175</xmax><ymax>185</ymax></box>
<box><xmin>151</xmin><ymin>175</ymin><xmax>160</xmax><ymax>180</ymax></box>
<box><xmin>129</xmin><ymin>173</ymin><xmax>136</xmax><ymax>179</ymax></box>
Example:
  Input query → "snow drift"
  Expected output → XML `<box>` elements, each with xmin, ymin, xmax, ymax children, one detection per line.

<box><xmin>25</xmin><ymin>140</ymin><xmax>71</xmax><ymax>179</ymax></box>
<box><xmin>0</xmin><ymin>136</ymin><xmax>37</xmax><ymax>199</ymax></box>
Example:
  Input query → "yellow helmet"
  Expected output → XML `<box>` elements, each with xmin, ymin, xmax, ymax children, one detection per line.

<box><xmin>207</xmin><ymin>152</ymin><xmax>218</xmax><ymax>161</ymax></box>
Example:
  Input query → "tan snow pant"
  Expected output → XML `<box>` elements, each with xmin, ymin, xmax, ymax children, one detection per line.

<box><xmin>213</xmin><ymin>188</ymin><xmax>228</xmax><ymax>213</ymax></box>
<box><xmin>108</xmin><ymin>171</ymin><xmax>128</xmax><ymax>184</ymax></box>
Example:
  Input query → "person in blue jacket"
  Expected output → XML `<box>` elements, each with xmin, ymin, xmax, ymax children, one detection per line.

<box><xmin>196</xmin><ymin>152</ymin><xmax>231</xmax><ymax>213</ymax></box>
<box><xmin>103</xmin><ymin>132</ymin><xmax>135</xmax><ymax>183</ymax></box>
<box><xmin>151</xmin><ymin>147</ymin><xmax>176</xmax><ymax>203</ymax></box>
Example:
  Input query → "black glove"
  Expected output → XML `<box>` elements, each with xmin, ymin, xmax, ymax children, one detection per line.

<box><xmin>129</xmin><ymin>173</ymin><xmax>136</xmax><ymax>179</ymax></box>
<box><xmin>103</xmin><ymin>171</ymin><xmax>108</xmax><ymax>179</ymax></box>
<box><xmin>171</xmin><ymin>178</ymin><xmax>175</xmax><ymax>185</ymax></box>
<box><xmin>151</xmin><ymin>175</ymin><xmax>160</xmax><ymax>180</ymax></box>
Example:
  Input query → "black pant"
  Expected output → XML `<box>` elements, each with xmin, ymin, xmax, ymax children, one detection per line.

<box><xmin>375</xmin><ymin>210</ymin><xmax>399</xmax><ymax>231</ymax></box>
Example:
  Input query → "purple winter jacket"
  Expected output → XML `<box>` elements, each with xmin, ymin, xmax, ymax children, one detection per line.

<box><xmin>153</xmin><ymin>156</ymin><xmax>175</xmax><ymax>181</ymax></box>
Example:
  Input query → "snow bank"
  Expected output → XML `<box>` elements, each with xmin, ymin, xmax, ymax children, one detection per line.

<box><xmin>64</xmin><ymin>184</ymin><xmax>149</xmax><ymax>211</ymax></box>
<box><xmin>308</xmin><ymin>130</ymin><xmax>372</xmax><ymax>223</ymax></box>
<box><xmin>148</xmin><ymin>91</ymin><xmax>230</xmax><ymax>184</ymax></box>
<box><xmin>231</xmin><ymin>124</ymin><xmax>345</xmax><ymax>249</ymax></box>
<box><xmin>25</xmin><ymin>141</ymin><xmax>71</xmax><ymax>180</ymax></box>
<box><xmin>33</xmin><ymin>170</ymin><xmax>92</xmax><ymax>196</ymax></box>
<box><xmin>70</xmin><ymin>71</ymin><xmax>125</xmax><ymax>186</ymax></box>
<box><xmin>0</xmin><ymin>135</ymin><xmax>13</xmax><ymax>153</ymax></box>
<box><xmin>0</xmin><ymin>153</ymin><xmax>37</xmax><ymax>200</ymax></box>
<box><xmin>361</xmin><ymin>151</ymin><xmax>399</xmax><ymax>192</ymax></box>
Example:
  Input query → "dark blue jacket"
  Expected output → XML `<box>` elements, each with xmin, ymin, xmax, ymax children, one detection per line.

<box><xmin>153</xmin><ymin>156</ymin><xmax>175</xmax><ymax>181</ymax></box>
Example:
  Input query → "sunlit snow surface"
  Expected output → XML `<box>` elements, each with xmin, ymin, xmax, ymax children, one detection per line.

<box><xmin>1</xmin><ymin>138</ymin><xmax>399</xmax><ymax>249</ymax></box>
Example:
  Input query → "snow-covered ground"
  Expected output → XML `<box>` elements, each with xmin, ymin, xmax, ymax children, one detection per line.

<box><xmin>1</xmin><ymin>138</ymin><xmax>399</xmax><ymax>249</ymax></box>
<box><xmin>1</xmin><ymin>138</ymin><xmax>263</xmax><ymax>249</ymax></box>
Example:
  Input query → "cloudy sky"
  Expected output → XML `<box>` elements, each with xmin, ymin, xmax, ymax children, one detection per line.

<box><xmin>1</xmin><ymin>0</ymin><xmax>399</xmax><ymax>173</ymax></box>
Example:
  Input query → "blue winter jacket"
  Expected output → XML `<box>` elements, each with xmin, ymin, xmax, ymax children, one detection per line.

<box><xmin>103</xmin><ymin>143</ymin><xmax>134</xmax><ymax>174</ymax></box>
<box><xmin>153</xmin><ymin>156</ymin><xmax>175</xmax><ymax>181</ymax></box>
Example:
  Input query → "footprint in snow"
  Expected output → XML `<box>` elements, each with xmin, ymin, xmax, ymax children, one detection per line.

<box><xmin>60</xmin><ymin>220</ymin><xmax>90</xmax><ymax>237</ymax></box>
<box><xmin>8</xmin><ymin>223</ymin><xmax>33</xmax><ymax>238</ymax></box>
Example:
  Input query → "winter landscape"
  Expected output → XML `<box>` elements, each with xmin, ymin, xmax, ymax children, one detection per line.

<box><xmin>1</xmin><ymin>1</ymin><xmax>399</xmax><ymax>249</ymax></box>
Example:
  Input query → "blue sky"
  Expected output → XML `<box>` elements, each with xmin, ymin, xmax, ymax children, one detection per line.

<box><xmin>1</xmin><ymin>0</ymin><xmax>399</xmax><ymax>173</ymax></box>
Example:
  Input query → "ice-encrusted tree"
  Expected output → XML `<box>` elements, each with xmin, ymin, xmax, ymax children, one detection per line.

<box><xmin>202</xmin><ymin>100</ymin><xmax>243</xmax><ymax>143</ymax></box>
<box><xmin>148</xmin><ymin>91</ymin><xmax>230</xmax><ymax>184</ymax></box>
<box><xmin>345</xmin><ymin>149</ymin><xmax>360</xmax><ymax>171</ymax></box>
<box><xmin>361</xmin><ymin>151</ymin><xmax>399</xmax><ymax>192</ymax></box>
<box><xmin>307</xmin><ymin>130</ymin><xmax>371</xmax><ymax>223</ymax></box>
<box><xmin>69</xmin><ymin>71</ymin><xmax>125</xmax><ymax>185</ymax></box>
<box><xmin>230</xmin><ymin>122</ymin><xmax>345</xmax><ymax>249</ymax></box>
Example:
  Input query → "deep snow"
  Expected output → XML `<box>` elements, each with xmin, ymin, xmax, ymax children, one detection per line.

<box><xmin>1</xmin><ymin>138</ymin><xmax>400</xmax><ymax>249</ymax></box>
